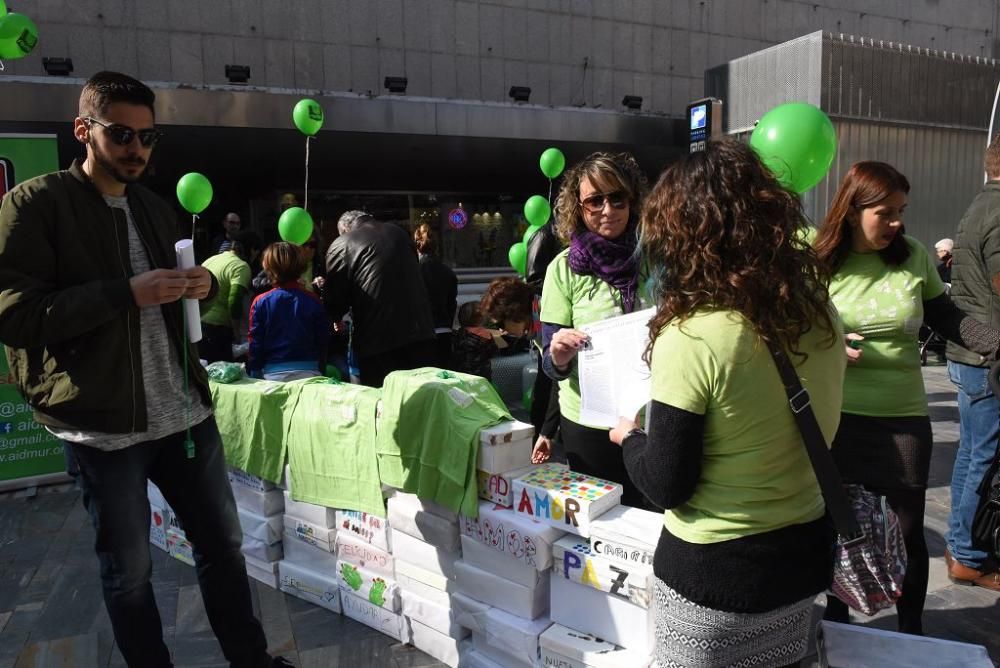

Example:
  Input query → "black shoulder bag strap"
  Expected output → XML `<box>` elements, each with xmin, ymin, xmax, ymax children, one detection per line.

<box><xmin>765</xmin><ymin>342</ymin><xmax>863</xmax><ymax>541</ymax></box>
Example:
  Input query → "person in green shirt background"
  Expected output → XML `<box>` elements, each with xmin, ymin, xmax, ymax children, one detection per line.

<box><xmin>814</xmin><ymin>161</ymin><xmax>1000</xmax><ymax>635</ymax></box>
<box><xmin>199</xmin><ymin>230</ymin><xmax>261</xmax><ymax>363</ymax></box>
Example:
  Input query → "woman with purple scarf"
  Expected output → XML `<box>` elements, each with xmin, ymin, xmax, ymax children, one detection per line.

<box><xmin>533</xmin><ymin>152</ymin><xmax>649</xmax><ymax>507</ymax></box>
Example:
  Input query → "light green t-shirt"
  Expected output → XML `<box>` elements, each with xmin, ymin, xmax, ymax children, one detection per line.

<box><xmin>652</xmin><ymin>309</ymin><xmax>844</xmax><ymax>544</ymax></box>
<box><xmin>201</xmin><ymin>252</ymin><xmax>251</xmax><ymax>327</ymax></box>
<box><xmin>539</xmin><ymin>249</ymin><xmax>649</xmax><ymax>427</ymax></box>
<box><xmin>829</xmin><ymin>236</ymin><xmax>946</xmax><ymax>417</ymax></box>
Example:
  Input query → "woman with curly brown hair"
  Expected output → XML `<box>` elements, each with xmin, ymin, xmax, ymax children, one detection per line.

<box><xmin>536</xmin><ymin>151</ymin><xmax>649</xmax><ymax>506</ymax></box>
<box><xmin>610</xmin><ymin>139</ymin><xmax>843</xmax><ymax>668</ymax></box>
<box><xmin>814</xmin><ymin>161</ymin><xmax>1000</xmax><ymax>633</ymax></box>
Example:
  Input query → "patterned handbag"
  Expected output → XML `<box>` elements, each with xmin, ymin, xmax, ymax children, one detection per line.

<box><xmin>767</xmin><ymin>344</ymin><xmax>907</xmax><ymax>616</ymax></box>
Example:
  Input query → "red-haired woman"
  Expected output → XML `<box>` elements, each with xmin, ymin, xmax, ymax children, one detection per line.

<box><xmin>814</xmin><ymin>161</ymin><xmax>1000</xmax><ymax>634</ymax></box>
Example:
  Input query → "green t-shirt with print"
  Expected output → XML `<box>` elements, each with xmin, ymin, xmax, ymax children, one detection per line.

<box><xmin>829</xmin><ymin>236</ymin><xmax>946</xmax><ymax>417</ymax></box>
<box><xmin>652</xmin><ymin>309</ymin><xmax>844</xmax><ymax>544</ymax></box>
<box><xmin>540</xmin><ymin>248</ymin><xmax>649</xmax><ymax>428</ymax></box>
<box><xmin>201</xmin><ymin>252</ymin><xmax>251</xmax><ymax>327</ymax></box>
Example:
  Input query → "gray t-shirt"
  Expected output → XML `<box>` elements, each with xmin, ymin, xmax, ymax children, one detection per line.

<box><xmin>48</xmin><ymin>195</ymin><xmax>212</xmax><ymax>450</ymax></box>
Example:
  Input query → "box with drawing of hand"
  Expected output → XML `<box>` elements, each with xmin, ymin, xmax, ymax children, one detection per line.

<box><xmin>337</xmin><ymin>561</ymin><xmax>400</xmax><ymax>612</ymax></box>
<box><xmin>511</xmin><ymin>464</ymin><xmax>622</xmax><ymax>538</ymax></box>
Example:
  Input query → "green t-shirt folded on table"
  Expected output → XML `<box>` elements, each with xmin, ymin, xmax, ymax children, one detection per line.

<box><xmin>376</xmin><ymin>368</ymin><xmax>512</xmax><ymax>518</ymax></box>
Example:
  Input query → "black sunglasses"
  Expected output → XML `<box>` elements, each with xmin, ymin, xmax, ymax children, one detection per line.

<box><xmin>579</xmin><ymin>191</ymin><xmax>629</xmax><ymax>213</ymax></box>
<box><xmin>85</xmin><ymin>117</ymin><xmax>163</xmax><ymax>148</ymax></box>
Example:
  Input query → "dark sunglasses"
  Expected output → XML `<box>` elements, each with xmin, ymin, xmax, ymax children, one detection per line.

<box><xmin>85</xmin><ymin>117</ymin><xmax>163</xmax><ymax>148</ymax></box>
<box><xmin>579</xmin><ymin>191</ymin><xmax>628</xmax><ymax>213</ymax></box>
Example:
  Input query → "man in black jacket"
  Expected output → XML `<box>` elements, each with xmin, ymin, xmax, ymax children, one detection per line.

<box><xmin>0</xmin><ymin>72</ymin><xmax>284</xmax><ymax>667</ymax></box>
<box><xmin>324</xmin><ymin>210</ymin><xmax>436</xmax><ymax>387</ymax></box>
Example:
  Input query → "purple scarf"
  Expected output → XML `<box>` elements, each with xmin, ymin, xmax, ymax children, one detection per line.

<box><xmin>568</xmin><ymin>225</ymin><xmax>640</xmax><ymax>313</ymax></box>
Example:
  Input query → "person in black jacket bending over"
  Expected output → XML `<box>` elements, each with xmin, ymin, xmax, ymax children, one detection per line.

<box><xmin>0</xmin><ymin>72</ymin><xmax>286</xmax><ymax>668</ymax></box>
<box><xmin>324</xmin><ymin>210</ymin><xmax>436</xmax><ymax>387</ymax></box>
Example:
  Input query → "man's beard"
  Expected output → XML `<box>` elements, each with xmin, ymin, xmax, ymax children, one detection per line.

<box><xmin>90</xmin><ymin>137</ymin><xmax>147</xmax><ymax>184</ymax></box>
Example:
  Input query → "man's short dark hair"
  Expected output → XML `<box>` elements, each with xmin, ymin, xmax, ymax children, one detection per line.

<box><xmin>987</xmin><ymin>133</ymin><xmax>1000</xmax><ymax>179</ymax></box>
<box><xmin>79</xmin><ymin>71</ymin><xmax>156</xmax><ymax>119</ymax></box>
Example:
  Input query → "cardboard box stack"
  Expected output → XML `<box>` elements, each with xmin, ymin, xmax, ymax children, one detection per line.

<box><xmin>230</xmin><ymin>467</ymin><xmax>285</xmax><ymax>588</ymax></box>
<box><xmin>278</xmin><ymin>487</ymin><xmax>343</xmax><ymax>613</ymax></box>
<box><xmin>476</xmin><ymin>419</ymin><xmax>535</xmax><ymax>508</ymax></box>
<box><xmin>388</xmin><ymin>491</ymin><xmax>464</xmax><ymax>665</ymax></box>
<box><xmin>148</xmin><ymin>481</ymin><xmax>171</xmax><ymax>554</ymax></box>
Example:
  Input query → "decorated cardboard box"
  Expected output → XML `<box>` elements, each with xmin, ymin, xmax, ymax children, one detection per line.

<box><xmin>817</xmin><ymin>620</ymin><xmax>994</xmax><ymax>667</ymax></box>
<box><xmin>454</xmin><ymin>559</ymin><xmax>549</xmax><ymax>620</ymax></box>
<box><xmin>337</xmin><ymin>561</ymin><xmax>400</xmax><ymax>612</ymax></box>
<box><xmin>336</xmin><ymin>531</ymin><xmax>394</xmax><ymax>578</ymax></box>
<box><xmin>335</xmin><ymin>509</ymin><xmax>391</xmax><ymax>552</ymax></box>
<box><xmin>278</xmin><ymin>560</ymin><xmax>341</xmax><ymax>613</ymax></box>
<box><xmin>479</xmin><ymin>419</ymin><xmax>534</xmax><ymax>446</ymax></box>
<box><xmin>387</xmin><ymin>494</ymin><xmax>460</xmax><ymax>551</ymax></box>
<box><xmin>237</xmin><ymin>506</ymin><xmax>283</xmax><ymax>546</ymax></box>
<box><xmin>410</xmin><ymin>619</ymin><xmax>462</xmax><ymax>668</ymax></box>
<box><xmin>477</xmin><ymin>465</ymin><xmax>536</xmax><ymax>507</ymax></box>
<box><xmin>478</xmin><ymin>439</ymin><xmax>533</xmax><ymax>476</ymax></box>
<box><xmin>149</xmin><ymin>505</ymin><xmax>170</xmax><ymax>553</ymax></box>
<box><xmin>552</xmin><ymin>535</ymin><xmax>653</xmax><ymax>608</ymax></box>
<box><xmin>282</xmin><ymin>530</ymin><xmax>338</xmax><ymax>574</ymax></box>
<box><xmin>228</xmin><ymin>467</ymin><xmax>276</xmax><ymax>493</ymax></box>
<box><xmin>389</xmin><ymin>529</ymin><xmax>461</xmax><ymax>580</ymax></box>
<box><xmin>341</xmin><ymin>591</ymin><xmax>410</xmax><ymax>643</ymax></box>
<box><xmin>283</xmin><ymin>490</ymin><xmax>336</xmax><ymax>528</ymax></box>
<box><xmin>147</xmin><ymin>481</ymin><xmax>169</xmax><ymax>511</ymax></box>
<box><xmin>472</xmin><ymin>632</ymin><xmax>533</xmax><ymax>668</ymax></box>
<box><xmin>461</xmin><ymin>534</ymin><xmax>545</xmax><ymax>588</ymax></box>
<box><xmin>512</xmin><ymin>465</ymin><xmax>622</xmax><ymax>538</ymax></box>
<box><xmin>166</xmin><ymin>527</ymin><xmax>194</xmax><ymax>566</ymax></box>
<box><xmin>284</xmin><ymin>515</ymin><xmax>336</xmax><ymax>552</ymax></box>
<box><xmin>399</xmin><ymin>587</ymin><xmax>468</xmax><ymax>638</ymax></box>
<box><xmin>245</xmin><ymin>554</ymin><xmax>281</xmax><ymax>589</ymax></box>
<box><xmin>549</xmin><ymin>573</ymin><xmax>654</xmax><ymax>655</ymax></box>
<box><xmin>539</xmin><ymin>622</ymin><xmax>654</xmax><ymax>668</ymax></box>
<box><xmin>450</xmin><ymin>591</ymin><xmax>551</xmax><ymax>668</ymax></box>
<box><xmin>460</xmin><ymin>500</ymin><xmax>565</xmax><ymax>572</ymax></box>
<box><xmin>241</xmin><ymin>535</ymin><xmax>283</xmax><ymax>563</ymax></box>
<box><xmin>588</xmin><ymin>505</ymin><xmax>661</xmax><ymax>569</ymax></box>
<box><xmin>231</xmin><ymin>485</ymin><xmax>284</xmax><ymax>517</ymax></box>
<box><xmin>394</xmin><ymin>559</ymin><xmax>457</xmax><ymax>608</ymax></box>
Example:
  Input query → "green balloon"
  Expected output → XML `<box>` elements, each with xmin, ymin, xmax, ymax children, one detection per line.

<box><xmin>292</xmin><ymin>98</ymin><xmax>324</xmax><ymax>136</ymax></box>
<box><xmin>279</xmin><ymin>207</ymin><xmax>315</xmax><ymax>245</ymax></box>
<box><xmin>176</xmin><ymin>172</ymin><xmax>213</xmax><ymax>215</ymax></box>
<box><xmin>508</xmin><ymin>242</ymin><xmax>527</xmax><ymax>276</ymax></box>
<box><xmin>539</xmin><ymin>147</ymin><xmax>565</xmax><ymax>180</ymax></box>
<box><xmin>0</xmin><ymin>2</ymin><xmax>8</xmax><ymax>17</ymax></box>
<box><xmin>0</xmin><ymin>13</ymin><xmax>38</xmax><ymax>60</ymax></box>
<box><xmin>749</xmin><ymin>102</ymin><xmax>837</xmax><ymax>194</ymax></box>
<box><xmin>523</xmin><ymin>224</ymin><xmax>541</xmax><ymax>247</ymax></box>
<box><xmin>523</xmin><ymin>195</ymin><xmax>551</xmax><ymax>227</ymax></box>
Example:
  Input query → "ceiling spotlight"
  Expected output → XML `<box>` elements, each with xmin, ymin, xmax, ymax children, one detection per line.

<box><xmin>509</xmin><ymin>86</ymin><xmax>531</xmax><ymax>103</ymax></box>
<box><xmin>622</xmin><ymin>95</ymin><xmax>643</xmax><ymax>110</ymax></box>
<box><xmin>42</xmin><ymin>57</ymin><xmax>74</xmax><ymax>77</ymax></box>
<box><xmin>225</xmin><ymin>64</ymin><xmax>251</xmax><ymax>84</ymax></box>
<box><xmin>384</xmin><ymin>76</ymin><xmax>408</xmax><ymax>94</ymax></box>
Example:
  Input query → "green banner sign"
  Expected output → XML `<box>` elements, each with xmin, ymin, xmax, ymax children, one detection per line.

<box><xmin>0</xmin><ymin>134</ymin><xmax>63</xmax><ymax>486</ymax></box>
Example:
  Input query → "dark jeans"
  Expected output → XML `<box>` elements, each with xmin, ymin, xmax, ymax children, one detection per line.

<box><xmin>358</xmin><ymin>338</ymin><xmax>437</xmax><ymax>388</ymax></box>
<box><xmin>64</xmin><ymin>417</ymin><xmax>270</xmax><ymax>667</ymax></box>
<box><xmin>199</xmin><ymin>323</ymin><xmax>234</xmax><ymax>363</ymax></box>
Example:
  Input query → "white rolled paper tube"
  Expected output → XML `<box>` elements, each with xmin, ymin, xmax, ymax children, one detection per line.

<box><xmin>175</xmin><ymin>239</ymin><xmax>203</xmax><ymax>343</ymax></box>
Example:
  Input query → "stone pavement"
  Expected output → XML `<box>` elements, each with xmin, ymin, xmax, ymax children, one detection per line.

<box><xmin>0</xmin><ymin>366</ymin><xmax>997</xmax><ymax>667</ymax></box>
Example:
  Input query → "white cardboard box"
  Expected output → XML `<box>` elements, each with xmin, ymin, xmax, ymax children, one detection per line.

<box><xmin>472</xmin><ymin>632</ymin><xmax>534</xmax><ymax>668</ymax></box>
<box><xmin>478</xmin><ymin>439</ymin><xmax>534</xmax><ymax>475</ymax></box>
<box><xmin>816</xmin><ymin>620</ymin><xmax>994</xmax><ymax>667</ymax></box>
<box><xmin>552</xmin><ymin>535</ymin><xmax>653</xmax><ymax>608</ymax></box>
<box><xmin>166</xmin><ymin>527</ymin><xmax>194</xmax><ymax>566</ymax></box>
<box><xmin>228</xmin><ymin>467</ymin><xmax>276</xmax><ymax>493</ymax></box>
<box><xmin>282</xmin><ymin>530</ymin><xmax>338</xmax><ymax>575</ymax></box>
<box><xmin>387</xmin><ymin>494</ymin><xmax>460</xmax><ymax>551</ymax></box>
<box><xmin>389</xmin><ymin>529</ymin><xmax>461</xmax><ymax>580</ymax></box>
<box><xmin>385</xmin><ymin>490</ymin><xmax>458</xmax><ymax>520</ymax></box>
<box><xmin>237</xmin><ymin>506</ymin><xmax>283</xmax><ymax>546</ymax></box>
<box><xmin>278</xmin><ymin>560</ymin><xmax>342</xmax><ymax>613</ymax></box>
<box><xmin>588</xmin><ymin>505</ymin><xmax>660</xmax><ymax>569</ymax></box>
<box><xmin>450</xmin><ymin>591</ymin><xmax>550</xmax><ymax>667</ymax></box>
<box><xmin>245</xmin><ymin>553</ymin><xmax>281</xmax><ymax>589</ymax></box>
<box><xmin>461</xmin><ymin>500</ymin><xmax>565</xmax><ymax>571</ymax></box>
<box><xmin>147</xmin><ymin>481</ymin><xmax>168</xmax><ymax>510</ymax></box>
<box><xmin>550</xmin><ymin>573</ymin><xmax>653</xmax><ymax>655</ymax></box>
<box><xmin>462</xmin><ymin>534</ymin><xmax>545</xmax><ymax>588</ymax></box>
<box><xmin>241</xmin><ymin>535</ymin><xmax>283</xmax><ymax>563</ymax></box>
<box><xmin>394</xmin><ymin>559</ymin><xmax>457</xmax><ymax>607</ymax></box>
<box><xmin>399</xmin><ymin>587</ymin><xmax>468</xmax><ymax>638</ymax></box>
<box><xmin>409</xmin><ymin>619</ymin><xmax>462</xmax><ymax>668</ymax></box>
<box><xmin>539</xmin><ymin>622</ymin><xmax>654</xmax><ymax>668</ymax></box>
<box><xmin>149</xmin><ymin>505</ymin><xmax>170</xmax><ymax>553</ymax></box>
<box><xmin>341</xmin><ymin>591</ymin><xmax>409</xmax><ymax>642</ymax></box>
<box><xmin>335</xmin><ymin>509</ymin><xmax>391</xmax><ymax>552</ymax></box>
<box><xmin>283</xmin><ymin>515</ymin><xmax>336</xmax><ymax>552</ymax></box>
<box><xmin>232</xmin><ymin>485</ymin><xmax>284</xmax><ymax>517</ymax></box>
<box><xmin>460</xmin><ymin>649</ymin><xmax>505</xmax><ymax>668</ymax></box>
<box><xmin>480</xmin><ymin>420</ymin><xmax>534</xmax><ymax>446</ymax></box>
<box><xmin>336</xmin><ymin>531</ymin><xmax>394</xmax><ymax>578</ymax></box>
<box><xmin>477</xmin><ymin>465</ymin><xmax>537</xmax><ymax>507</ymax></box>
<box><xmin>283</xmin><ymin>490</ymin><xmax>337</xmax><ymax>528</ymax></box>
<box><xmin>454</xmin><ymin>559</ymin><xmax>549</xmax><ymax>620</ymax></box>
<box><xmin>338</xmin><ymin>560</ymin><xmax>400</xmax><ymax>612</ymax></box>
<box><xmin>512</xmin><ymin>464</ymin><xmax>622</xmax><ymax>538</ymax></box>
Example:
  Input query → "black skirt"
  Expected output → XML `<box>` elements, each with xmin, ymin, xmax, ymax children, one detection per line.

<box><xmin>830</xmin><ymin>413</ymin><xmax>933</xmax><ymax>490</ymax></box>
